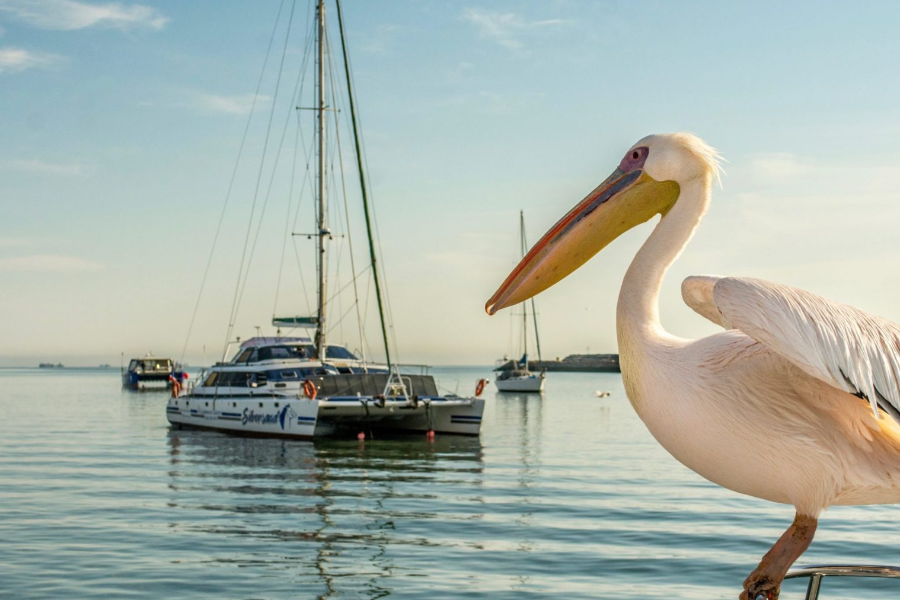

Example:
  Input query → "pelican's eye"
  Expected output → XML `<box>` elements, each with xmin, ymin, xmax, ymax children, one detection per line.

<box><xmin>620</xmin><ymin>146</ymin><xmax>649</xmax><ymax>172</ymax></box>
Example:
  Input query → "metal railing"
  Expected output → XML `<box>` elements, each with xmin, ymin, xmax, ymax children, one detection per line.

<box><xmin>784</xmin><ymin>564</ymin><xmax>900</xmax><ymax>600</ymax></box>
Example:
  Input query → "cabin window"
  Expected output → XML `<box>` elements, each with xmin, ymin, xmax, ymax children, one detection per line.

<box><xmin>203</xmin><ymin>372</ymin><xmax>218</xmax><ymax>387</ymax></box>
<box><xmin>235</xmin><ymin>349</ymin><xmax>253</xmax><ymax>363</ymax></box>
<box><xmin>258</xmin><ymin>346</ymin><xmax>294</xmax><ymax>361</ymax></box>
<box><xmin>214</xmin><ymin>371</ymin><xmax>255</xmax><ymax>387</ymax></box>
<box><xmin>294</xmin><ymin>345</ymin><xmax>314</xmax><ymax>358</ymax></box>
<box><xmin>142</xmin><ymin>359</ymin><xmax>170</xmax><ymax>371</ymax></box>
<box><xmin>325</xmin><ymin>346</ymin><xmax>358</xmax><ymax>360</ymax></box>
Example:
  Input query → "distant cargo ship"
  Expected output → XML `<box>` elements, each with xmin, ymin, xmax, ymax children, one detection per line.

<box><xmin>38</xmin><ymin>363</ymin><xmax>64</xmax><ymax>369</ymax></box>
<box><xmin>530</xmin><ymin>354</ymin><xmax>620</xmax><ymax>373</ymax></box>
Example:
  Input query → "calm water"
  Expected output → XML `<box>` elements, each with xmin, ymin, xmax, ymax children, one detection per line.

<box><xmin>1</xmin><ymin>367</ymin><xmax>899</xmax><ymax>599</ymax></box>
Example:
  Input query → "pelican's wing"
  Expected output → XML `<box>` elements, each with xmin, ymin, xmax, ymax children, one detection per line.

<box><xmin>681</xmin><ymin>275</ymin><xmax>737</xmax><ymax>329</ymax></box>
<box><xmin>713</xmin><ymin>277</ymin><xmax>900</xmax><ymax>422</ymax></box>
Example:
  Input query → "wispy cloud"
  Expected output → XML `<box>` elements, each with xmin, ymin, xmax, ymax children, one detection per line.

<box><xmin>0</xmin><ymin>0</ymin><xmax>168</xmax><ymax>31</ymax></box>
<box><xmin>0</xmin><ymin>46</ymin><xmax>60</xmax><ymax>73</ymax></box>
<box><xmin>193</xmin><ymin>92</ymin><xmax>270</xmax><ymax>116</ymax></box>
<box><xmin>359</xmin><ymin>24</ymin><xmax>398</xmax><ymax>55</ymax></box>
<box><xmin>744</xmin><ymin>152</ymin><xmax>814</xmax><ymax>183</ymax></box>
<box><xmin>0</xmin><ymin>254</ymin><xmax>102</xmax><ymax>272</ymax></box>
<box><xmin>0</xmin><ymin>237</ymin><xmax>31</xmax><ymax>247</ymax></box>
<box><xmin>4</xmin><ymin>158</ymin><xmax>90</xmax><ymax>176</ymax></box>
<box><xmin>462</xmin><ymin>8</ymin><xmax>564</xmax><ymax>50</ymax></box>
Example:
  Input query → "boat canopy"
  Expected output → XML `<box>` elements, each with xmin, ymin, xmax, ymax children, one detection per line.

<box><xmin>128</xmin><ymin>358</ymin><xmax>172</xmax><ymax>371</ymax></box>
<box><xmin>272</xmin><ymin>316</ymin><xmax>319</xmax><ymax>328</ymax></box>
<box><xmin>238</xmin><ymin>336</ymin><xmax>312</xmax><ymax>349</ymax></box>
<box><xmin>232</xmin><ymin>344</ymin><xmax>316</xmax><ymax>364</ymax></box>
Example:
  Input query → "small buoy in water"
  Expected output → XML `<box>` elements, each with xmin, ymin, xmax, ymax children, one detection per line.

<box><xmin>595</xmin><ymin>390</ymin><xmax>610</xmax><ymax>398</ymax></box>
<box><xmin>357</xmin><ymin>432</ymin><xmax>365</xmax><ymax>441</ymax></box>
<box><xmin>426</xmin><ymin>430</ymin><xmax>435</xmax><ymax>440</ymax></box>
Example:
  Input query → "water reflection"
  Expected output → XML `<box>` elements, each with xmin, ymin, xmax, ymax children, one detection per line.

<box><xmin>166</xmin><ymin>430</ymin><xmax>484</xmax><ymax>598</ymax></box>
<box><xmin>492</xmin><ymin>392</ymin><xmax>544</xmax><ymax>591</ymax></box>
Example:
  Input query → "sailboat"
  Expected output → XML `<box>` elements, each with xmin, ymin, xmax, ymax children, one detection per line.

<box><xmin>494</xmin><ymin>211</ymin><xmax>546</xmax><ymax>393</ymax></box>
<box><xmin>167</xmin><ymin>0</ymin><xmax>485</xmax><ymax>438</ymax></box>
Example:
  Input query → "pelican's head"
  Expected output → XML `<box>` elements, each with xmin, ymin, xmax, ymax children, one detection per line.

<box><xmin>485</xmin><ymin>133</ymin><xmax>720</xmax><ymax>315</ymax></box>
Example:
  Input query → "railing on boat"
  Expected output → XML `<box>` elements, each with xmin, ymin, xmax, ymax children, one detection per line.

<box><xmin>784</xmin><ymin>564</ymin><xmax>900</xmax><ymax>600</ymax></box>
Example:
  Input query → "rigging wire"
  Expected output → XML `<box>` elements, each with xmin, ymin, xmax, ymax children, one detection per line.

<box><xmin>226</xmin><ymin>0</ymin><xmax>303</xmax><ymax>350</ymax></box>
<box><xmin>288</xmin><ymin>102</ymin><xmax>320</xmax><ymax>316</ymax></box>
<box><xmin>325</xmin><ymin>22</ymin><xmax>368</xmax><ymax>361</ymax></box>
<box><xmin>334</xmin><ymin>1</ymin><xmax>399</xmax><ymax>366</ymax></box>
<box><xmin>273</xmin><ymin>9</ymin><xmax>318</xmax><ymax>320</ymax></box>
<box><xmin>223</xmin><ymin>0</ymin><xmax>299</xmax><ymax>356</ymax></box>
<box><xmin>179</xmin><ymin>0</ymin><xmax>288</xmax><ymax>364</ymax></box>
<box><xmin>273</xmin><ymin>102</ymin><xmax>303</xmax><ymax>319</ymax></box>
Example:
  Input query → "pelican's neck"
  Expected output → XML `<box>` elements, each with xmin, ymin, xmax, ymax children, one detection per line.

<box><xmin>617</xmin><ymin>176</ymin><xmax>711</xmax><ymax>341</ymax></box>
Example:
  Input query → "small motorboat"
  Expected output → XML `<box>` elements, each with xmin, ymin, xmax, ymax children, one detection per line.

<box><xmin>122</xmin><ymin>355</ymin><xmax>187</xmax><ymax>390</ymax></box>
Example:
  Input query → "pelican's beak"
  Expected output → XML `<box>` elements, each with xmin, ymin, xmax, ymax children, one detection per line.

<box><xmin>485</xmin><ymin>168</ymin><xmax>679</xmax><ymax>315</ymax></box>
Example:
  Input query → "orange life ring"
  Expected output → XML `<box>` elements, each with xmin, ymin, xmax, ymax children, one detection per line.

<box><xmin>302</xmin><ymin>379</ymin><xmax>317</xmax><ymax>400</ymax></box>
<box><xmin>475</xmin><ymin>378</ymin><xmax>486</xmax><ymax>397</ymax></box>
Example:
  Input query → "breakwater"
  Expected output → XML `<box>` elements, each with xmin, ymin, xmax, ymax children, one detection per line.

<box><xmin>531</xmin><ymin>353</ymin><xmax>620</xmax><ymax>373</ymax></box>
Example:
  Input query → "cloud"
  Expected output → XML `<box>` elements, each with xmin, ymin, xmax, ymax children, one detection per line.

<box><xmin>0</xmin><ymin>237</ymin><xmax>30</xmax><ymax>247</ymax></box>
<box><xmin>0</xmin><ymin>0</ymin><xmax>167</xmax><ymax>31</ymax></box>
<box><xmin>744</xmin><ymin>152</ymin><xmax>813</xmax><ymax>182</ymax></box>
<box><xmin>4</xmin><ymin>158</ymin><xmax>89</xmax><ymax>176</ymax></box>
<box><xmin>729</xmin><ymin>153</ymin><xmax>900</xmax><ymax>198</ymax></box>
<box><xmin>0</xmin><ymin>254</ymin><xmax>102</xmax><ymax>272</ymax></box>
<box><xmin>0</xmin><ymin>46</ymin><xmax>60</xmax><ymax>73</ymax></box>
<box><xmin>193</xmin><ymin>92</ymin><xmax>270</xmax><ymax>115</ymax></box>
<box><xmin>359</xmin><ymin>24</ymin><xmax>398</xmax><ymax>55</ymax></box>
<box><xmin>462</xmin><ymin>8</ymin><xmax>564</xmax><ymax>50</ymax></box>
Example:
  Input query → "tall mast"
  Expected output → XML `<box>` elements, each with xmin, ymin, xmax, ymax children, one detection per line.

<box><xmin>520</xmin><ymin>210</ymin><xmax>528</xmax><ymax>361</ymax></box>
<box><xmin>521</xmin><ymin>210</ymin><xmax>543</xmax><ymax>366</ymax></box>
<box><xmin>314</xmin><ymin>0</ymin><xmax>328</xmax><ymax>360</ymax></box>
<box><xmin>335</xmin><ymin>0</ymin><xmax>393</xmax><ymax>370</ymax></box>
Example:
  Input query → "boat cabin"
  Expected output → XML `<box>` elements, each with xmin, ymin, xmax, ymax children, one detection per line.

<box><xmin>128</xmin><ymin>357</ymin><xmax>173</xmax><ymax>375</ymax></box>
<box><xmin>228</xmin><ymin>336</ymin><xmax>387</xmax><ymax>374</ymax></box>
<box><xmin>122</xmin><ymin>356</ymin><xmax>186</xmax><ymax>389</ymax></box>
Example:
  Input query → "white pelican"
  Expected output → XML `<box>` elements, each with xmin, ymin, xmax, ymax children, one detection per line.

<box><xmin>486</xmin><ymin>133</ymin><xmax>900</xmax><ymax>600</ymax></box>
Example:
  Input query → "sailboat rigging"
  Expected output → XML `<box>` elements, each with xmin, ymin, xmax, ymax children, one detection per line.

<box><xmin>494</xmin><ymin>211</ymin><xmax>546</xmax><ymax>393</ymax></box>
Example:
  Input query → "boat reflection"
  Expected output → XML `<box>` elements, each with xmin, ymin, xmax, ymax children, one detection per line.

<box><xmin>491</xmin><ymin>391</ymin><xmax>543</xmax><ymax>592</ymax></box>
<box><xmin>166</xmin><ymin>430</ymin><xmax>484</xmax><ymax>598</ymax></box>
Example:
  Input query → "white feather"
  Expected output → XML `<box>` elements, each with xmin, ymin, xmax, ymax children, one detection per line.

<box><xmin>712</xmin><ymin>277</ymin><xmax>900</xmax><ymax>422</ymax></box>
<box><xmin>681</xmin><ymin>275</ymin><xmax>736</xmax><ymax>329</ymax></box>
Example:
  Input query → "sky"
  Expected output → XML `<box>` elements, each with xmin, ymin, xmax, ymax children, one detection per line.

<box><xmin>3</xmin><ymin>0</ymin><xmax>900</xmax><ymax>367</ymax></box>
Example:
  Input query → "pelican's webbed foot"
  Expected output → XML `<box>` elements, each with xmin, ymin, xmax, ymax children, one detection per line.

<box><xmin>738</xmin><ymin>513</ymin><xmax>818</xmax><ymax>600</ymax></box>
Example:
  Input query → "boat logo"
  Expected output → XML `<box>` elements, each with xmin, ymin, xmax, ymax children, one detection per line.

<box><xmin>242</xmin><ymin>405</ymin><xmax>297</xmax><ymax>430</ymax></box>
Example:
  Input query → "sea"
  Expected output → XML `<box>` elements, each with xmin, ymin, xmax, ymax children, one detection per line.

<box><xmin>1</xmin><ymin>366</ymin><xmax>898</xmax><ymax>599</ymax></box>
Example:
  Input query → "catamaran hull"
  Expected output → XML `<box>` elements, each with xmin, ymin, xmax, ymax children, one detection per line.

<box><xmin>167</xmin><ymin>396</ymin><xmax>319</xmax><ymax>438</ymax></box>
<box><xmin>167</xmin><ymin>395</ymin><xmax>484</xmax><ymax>438</ymax></box>
<box><xmin>314</xmin><ymin>397</ymin><xmax>484</xmax><ymax>436</ymax></box>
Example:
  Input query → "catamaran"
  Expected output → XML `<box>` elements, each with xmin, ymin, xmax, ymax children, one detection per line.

<box><xmin>167</xmin><ymin>0</ymin><xmax>484</xmax><ymax>438</ymax></box>
<box><xmin>494</xmin><ymin>211</ymin><xmax>546</xmax><ymax>393</ymax></box>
